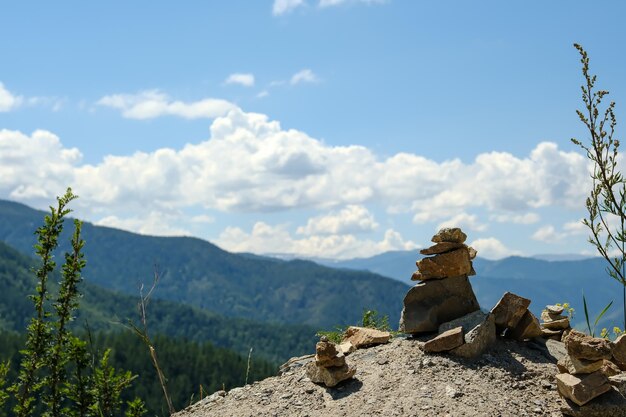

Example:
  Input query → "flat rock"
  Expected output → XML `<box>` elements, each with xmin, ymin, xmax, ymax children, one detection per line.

<box><xmin>547</xmin><ymin>304</ymin><xmax>565</xmax><ymax>315</ymax></box>
<box><xmin>399</xmin><ymin>275</ymin><xmax>480</xmax><ymax>334</ymax></box>
<box><xmin>561</xmin><ymin>385</ymin><xmax>626</xmax><ymax>416</ymax></box>
<box><xmin>490</xmin><ymin>292</ymin><xmax>531</xmax><ymax>330</ymax></box>
<box><xmin>305</xmin><ymin>361</ymin><xmax>356</xmax><ymax>388</ymax></box>
<box><xmin>541</xmin><ymin>328</ymin><xmax>563</xmax><ymax>340</ymax></box>
<box><xmin>420</xmin><ymin>242</ymin><xmax>466</xmax><ymax>255</ymax></box>
<box><xmin>450</xmin><ymin>313</ymin><xmax>496</xmax><ymax>358</ymax></box>
<box><xmin>556</xmin><ymin>371</ymin><xmax>612</xmax><ymax>406</ymax></box>
<box><xmin>423</xmin><ymin>326</ymin><xmax>464</xmax><ymax>353</ymax></box>
<box><xmin>415</xmin><ymin>248</ymin><xmax>472</xmax><ymax>279</ymax></box>
<box><xmin>542</xmin><ymin>317</ymin><xmax>570</xmax><ymax>330</ymax></box>
<box><xmin>565</xmin><ymin>330</ymin><xmax>613</xmax><ymax>361</ymax></box>
<box><xmin>545</xmin><ymin>339</ymin><xmax>568</xmax><ymax>362</ymax></box>
<box><xmin>613</xmin><ymin>334</ymin><xmax>626</xmax><ymax>370</ymax></box>
<box><xmin>342</xmin><ymin>326</ymin><xmax>391</xmax><ymax>349</ymax></box>
<box><xmin>338</xmin><ymin>341</ymin><xmax>356</xmax><ymax>355</ymax></box>
<box><xmin>557</xmin><ymin>355</ymin><xmax>604</xmax><ymax>375</ymax></box>
<box><xmin>508</xmin><ymin>310</ymin><xmax>543</xmax><ymax>341</ymax></box>
<box><xmin>432</xmin><ymin>227</ymin><xmax>467</xmax><ymax>244</ymax></box>
<box><xmin>278</xmin><ymin>354</ymin><xmax>315</xmax><ymax>375</ymax></box>
<box><xmin>439</xmin><ymin>310</ymin><xmax>488</xmax><ymax>334</ymax></box>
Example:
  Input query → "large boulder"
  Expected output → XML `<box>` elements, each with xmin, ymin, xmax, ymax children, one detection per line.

<box><xmin>414</xmin><ymin>248</ymin><xmax>472</xmax><ymax>280</ymax></box>
<box><xmin>490</xmin><ymin>292</ymin><xmax>531</xmax><ymax>330</ymax></box>
<box><xmin>399</xmin><ymin>275</ymin><xmax>480</xmax><ymax>334</ymax></box>
<box><xmin>565</xmin><ymin>330</ymin><xmax>613</xmax><ymax>361</ymax></box>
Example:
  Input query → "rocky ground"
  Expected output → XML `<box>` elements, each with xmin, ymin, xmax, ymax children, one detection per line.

<box><xmin>174</xmin><ymin>335</ymin><xmax>589</xmax><ymax>417</ymax></box>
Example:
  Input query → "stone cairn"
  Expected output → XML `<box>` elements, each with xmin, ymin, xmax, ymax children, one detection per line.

<box><xmin>540</xmin><ymin>304</ymin><xmax>572</xmax><ymax>341</ymax></box>
<box><xmin>554</xmin><ymin>330</ymin><xmax>626</xmax><ymax>407</ymax></box>
<box><xmin>305</xmin><ymin>336</ymin><xmax>357</xmax><ymax>388</ymax></box>
<box><xmin>399</xmin><ymin>227</ymin><xmax>496</xmax><ymax>358</ymax></box>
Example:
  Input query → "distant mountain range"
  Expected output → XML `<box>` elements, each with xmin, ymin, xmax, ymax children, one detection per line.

<box><xmin>294</xmin><ymin>249</ymin><xmax>623</xmax><ymax>330</ymax></box>
<box><xmin>0</xmin><ymin>199</ymin><xmax>408</xmax><ymax>330</ymax></box>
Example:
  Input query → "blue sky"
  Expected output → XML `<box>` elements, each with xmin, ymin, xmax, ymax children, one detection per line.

<box><xmin>1</xmin><ymin>0</ymin><xmax>626</xmax><ymax>260</ymax></box>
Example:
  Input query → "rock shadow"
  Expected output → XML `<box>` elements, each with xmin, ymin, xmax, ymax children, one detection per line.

<box><xmin>326</xmin><ymin>378</ymin><xmax>364</xmax><ymax>400</ymax></box>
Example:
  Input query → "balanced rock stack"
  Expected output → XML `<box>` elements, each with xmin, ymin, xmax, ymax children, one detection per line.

<box><xmin>490</xmin><ymin>291</ymin><xmax>543</xmax><ymax>341</ymax></box>
<box><xmin>556</xmin><ymin>330</ymin><xmax>626</xmax><ymax>407</ymax></box>
<box><xmin>540</xmin><ymin>304</ymin><xmax>572</xmax><ymax>341</ymax></box>
<box><xmin>305</xmin><ymin>336</ymin><xmax>356</xmax><ymax>388</ymax></box>
<box><xmin>400</xmin><ymin>228</ymin><xmax>497</xmax><ymax>358</ymax></box>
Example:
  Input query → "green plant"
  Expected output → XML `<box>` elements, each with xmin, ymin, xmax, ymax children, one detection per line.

<box><xmin>553</xmin><ymin>302</ymin><xmax>575</xmax><ymax>319</ymax></box>
<box><xmin>361</xmin><ymin>309</ymin><xmax>390</xmax><ymax>332</ymax></box>
<box><xmin>582</xmin><ymin>292</ymin><xmax>613</xmax><ymax>337</ymax></box>
<box><xmin>571</xmin><ymin>43</ymin><xmax>626</xmax><ymax>330</ymax></box>
<box><xmin>0</xmin><ymin>188</ymin><xmax>145</xmax><ymax>417</ymax></box>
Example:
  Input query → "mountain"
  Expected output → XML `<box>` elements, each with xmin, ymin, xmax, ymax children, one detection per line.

<box><xmin>0</xmin><ymin>199</ymin><xmax>409</xmax><ymax>329</ymax></box>
<box><xmin>0</xmin><ymin>240</ymin><xmax>314</xmax><ymax>363</ymax></box>
<box><xmin>311</xmin><ymin>250</ymin><xmax>625</xmax><ymax>330</ymax></box>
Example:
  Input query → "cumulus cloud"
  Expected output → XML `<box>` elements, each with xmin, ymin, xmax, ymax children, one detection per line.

<box><xmin>290</xmin><ymin>69</ymin><xmax>319</xmax><ymax>85</ymax></box>
<box><xmin>96</xmin><ymin>212</ymin><xmax>191</xmax><ymax>237</ymax></box>
<box><xmin>217</xmin><ymin>222</ymin><xmax>416</xmax><ymax>259</ymax></box>
<box><xmin>0</xmin><ymin>107</ymin><xmax>595</xmax><ymax>258</ymax></box>
<box><xmin>319</xmin><ymin>0</ymin><xmax>387</xmax><ymax>7</ymax></box>
<box><xmin>273</xmin><ymin>0</ymin><xmax>305</xmax><ymax>15</ymax></box>
<box><xmin>225</xmin><ymin>73</ymin><xmax>255</xmax><ymax>87</ymax></box>
<box><xmin>532</xmin><ymin>220</ymin><xmax>588</xmax><ymax>243</ymax></box>
<box><xmin>469</xmin><ymin>237</ymin><xmax>522</xmax><ymax>260</ymax></box>
<box><xmin>491</xmin><ymin>212</ymin><xmax>540</xmax><ymax>224</ymax></box>
<box><xmin>297</xmin><ymin>205</ymin><xmax>378</xmax><ymax>235</ymax></box>
<box><xmin>0</xmin><ymin>83</ymin><xmax>23</xmax><ymax>111</ymax></box>
<box><xmin>97</xmin><ymin>90</ymin><xmax>237</xmax><ymax>120</ymax></box>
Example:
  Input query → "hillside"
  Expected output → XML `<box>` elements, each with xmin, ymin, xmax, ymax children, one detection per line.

<box><xmin>175</xmin><ymin>336</ymin><xmax>584</xmax><ymax>417</ymax></box>
<box><xmin>0</xmin><ymin>199</ymin><xmax>408</xmax><ymax>328</ymax></box>
<box><xmin>0</xmin><ymin>241</ymin><xmax>314</xmax><ymax>363</ymax></box>
<box><xmin>314</xmin><ymin>250</ymin><xmax>623</xmax><ymax>329</ymax></box>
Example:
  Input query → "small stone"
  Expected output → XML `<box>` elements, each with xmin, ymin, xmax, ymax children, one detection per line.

<box><xmin>612</xmin><ymin>334</ymin><xmax>626</xmax><ymax>370</ymax></box>
<box><xmin>609</xmin><ymin>373</ymin><xmax>626</xmax><ymax>396</ymax></box>
<box><xmin>557</xmin><ymin>355</ymin><xmax>604</xmax><ymax>375</ymax></box>
<box><xmin>423</xmin><ymin>326</ymin><xmax>464</xmax><ymax>353</ymax></box>
<box><xmin>342</xmin><ymin>326</ymin><xmax>391</xmax><ymax>349</ymax></box>
<box><xmin>541</xmin><ymin>328</ymin><xmax>563</xmax><ymax>340</ymax></box>
<box><xmin>556</xmin><ymin>371</ymin><xmax>612</xmax><ymax>406</ymax></box>
<box><xmin>547</xmin><ymin>304</ymin><xmax>565</xmax><ymax>315</ymax></box>
<box><xmin>565</xmin><ymin>330</ymin><xmax>613</xmax><ymax>361</ymax></box>
<box><xmin>507</xmin><ymin>310</ymin><xmax>543</xmax><ymax>341</ymax></box>
<box><xmin>432</xmin><ymin>227</ymin><xmax>467</xmax><ymax>244</ymax></box>
<box><xmin>600</xmin><ymin>359</ymin><xmax>621</xmax><ymax>377</ymax></box>
<box><xmin>445</xmin><ymin>385</ymin><xmax>461</xmax><ymax>398</ymax></box>
<box><xmin>420</xmin><ymin>242</ymin><xmax>466</xmax><ymax>255</ymax></box>
<box><xmin>468</xmin><ymin>246</ymin><xmax>477</xmax><ymax>259</ymax></box>
<box><xmin>490</xmin><ymin>292</ymin><xmax>531</xmax><ymax>330</ymax></box>
<box><xmin>338</xmin><ymin>340</ymin><xmax>356</xmax><ymax>355</ymax></box>
<box><xmin>415</xmin><ymin>248</ymin><xmax>472</xmax><ymax>279</ymax></box>
<box><xmin>304</xmin><ymin>361</ymin><xmax>356</xmax><ymax>388</ymax></box>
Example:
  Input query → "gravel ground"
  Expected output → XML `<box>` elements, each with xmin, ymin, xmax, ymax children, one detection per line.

<box><xmin>174</xmin><ymin>336</ymin><xmax>573</xmax><ymax>417</ymax></box>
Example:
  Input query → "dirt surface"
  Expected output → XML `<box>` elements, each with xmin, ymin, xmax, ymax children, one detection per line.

<box><xmin>174</xmin><ymin>336</ymin><xmax>575</xmax><ymax>417</ymax></box>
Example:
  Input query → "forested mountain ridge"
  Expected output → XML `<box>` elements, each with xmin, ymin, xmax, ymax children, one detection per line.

<box><xmin>0</xmin><ymin>240</ymin><xmax>314</xmax><ymax>363</ymax></box>
<box><xmin>0</xmin><ymin>199</ymin><xmax>409</xmax><ymax>328</ymax></box>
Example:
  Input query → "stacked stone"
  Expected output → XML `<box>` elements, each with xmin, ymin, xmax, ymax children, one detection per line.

<box><xmin>305</xmin><ymin>336</ymin><xmax>356</xmax><ymax>388</ymax></box>
<box><xmin>556</xmin><ymin>330</ymin><xmax>626</xmax><ymax>407</ymax></box>
<box><xmin>399</xmin><ymin>228</ymin><xmax>497</xmax><ymax>358</ymax></box>
<box><xmin>540</xmin><ymin>304</ymin><xmax>572</xmax><ymax>341</ymax></box>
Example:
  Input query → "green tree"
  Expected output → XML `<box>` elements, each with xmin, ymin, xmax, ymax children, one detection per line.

<box><xmin>571</xmin><ymin>43</ymin><xmax>626</xmax><ymax>330</ymax></box>
<box><xmin>0</xmin><ymin>188</ymin><xmax>145</xmax><ymax>416</ymax></box>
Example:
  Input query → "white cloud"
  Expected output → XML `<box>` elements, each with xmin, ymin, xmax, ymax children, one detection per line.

<box><xmin>532</xmin><ymin>220</ymin><xmax>587</xmax><ymax>243</ymax></box>
<box><xmin>225</xmin><ymin>73</ymin><xmax>255</xmax><ymax>87</ymax></box>
<box><xmin>297</xmin><ymin>205</ymin><xmax>378</xmax><ymax>235</ymax></box>
<box><xmin>97</xmin><ymin>90</ymin><xmax>237</xmax><ymax>120</ymax></box>
<box><xmin>0</xmin><ymin>82</ymin><xmax>23</xmax><ymax>112</ymax></box>
<box><xmin>491</xmin><ymin>212</ymin><xmax>540</xmax><ymax>224</ymax></box>
<box><xmin>273</xmin><ymin>0</ymin><xmax>306</xmax><ymax>15</ymax></box>
<box><xmin>96</xmin><ymin>212</ymin><xmax>191</xmax><ymax>237</ymax></box>
<box><xmin>319</xmin><ymin>0</ymin><xmax>387</xmax><ymax>7</ymax></box>
<box><xmin>217</xmin><ymin>222</ymin><xmax>416</xmax><ymax>259</ymax></box>
<box><xmin>437</xmin><ymin>213</ymin><xmax>487</xmax><ymax>232</ymax></box>
<box><xmin>469</xmin><ymin>237</ymin><xmax>521</xmax><ymax>260</ymax></box>
<box><xmin>290</xmin><ymin>69</ymin><xmax>319</xmax><ymax>85</ymax></box>
<box><xmin>256</xmin><ymin>90</ymin><xmax>269</xmax><ymax>98</ymax></box>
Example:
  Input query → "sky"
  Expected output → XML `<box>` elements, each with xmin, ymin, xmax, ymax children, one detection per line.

<box><xmin>1</xmin><ymin>0</ymin><xmax>626</xmax><ymax>260</ymax></box>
